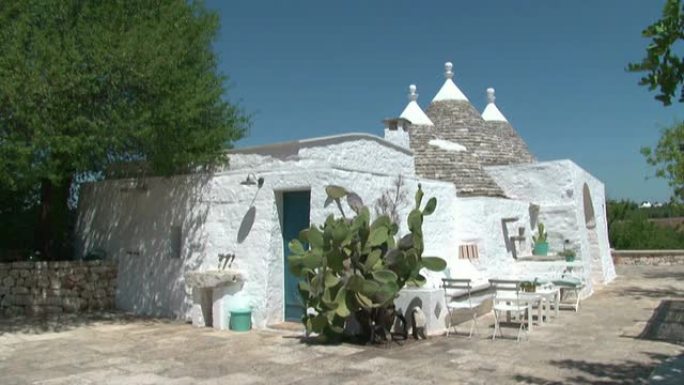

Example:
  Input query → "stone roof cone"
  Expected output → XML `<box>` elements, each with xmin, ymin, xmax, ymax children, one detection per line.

<box><xmin>481</xmin><ymin>88</ymin><xmax>535</xmax><ymax>165</ymax></box>
<box><xmin>399</xmin><ymin>85</ymin><xmax>434</xmax><ymax>126</ymax></box>
<box><xmin>412</xmin><ymin>62</ymin><xmax>505</xmax><ymax>197</ymax></box>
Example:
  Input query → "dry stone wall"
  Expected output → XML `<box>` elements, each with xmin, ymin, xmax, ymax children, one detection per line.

<box><xmin>612</xmin><ymin>250</ymin><xmax>684</xmax><ymax>266</ymax></box>
<box><xmin>0</xmin><ymin>260</ymin><xmax>116</xmax><ymax>317</ymax></box>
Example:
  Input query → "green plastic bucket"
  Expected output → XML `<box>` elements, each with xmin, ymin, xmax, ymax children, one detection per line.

<box><xmin>229</xmin><ymin>308</ymin><xmax>252</xmax><ymax>332</ymax></box>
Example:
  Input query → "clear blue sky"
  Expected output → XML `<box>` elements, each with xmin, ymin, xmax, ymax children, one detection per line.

<box><xmin>207</xmin><ymin>0</ymin><xmax>684</xmax><ymax>203</ymax></box>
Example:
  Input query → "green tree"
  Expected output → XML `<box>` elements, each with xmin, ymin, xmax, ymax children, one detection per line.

<box><xmin>641</xmin><ymin>121</ymin><xmax>684</xmax><ymax>202</ymax></box>
<box><xmin>629</xmin><ymin>1</ymin><xmax>684</xmax><ymax>201</ymax></box>
<box><xmin>0</xmin><ymin>1</ymin><xmax>248</xmax><ymax>260</ymax></box>
<box><xmin>609</xmin><ymin>211</ymin><xmax>684</xmax><ymax>249</ymax></box>
<box><xmin>606</xmin><ymin>199</ymin><xmax>638</xmax><ymax>233</ymax></box>
<box><xmin>606</xmin><ymin>199</ymin><xmax>684</xmax><ymax>249</ymax></box>
<box><xmin>628</xmin><ymin>0</ymin><xmax>684</xmax><ymax>106</ymax></box>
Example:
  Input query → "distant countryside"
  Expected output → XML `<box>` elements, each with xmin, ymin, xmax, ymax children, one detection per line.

<box><xmin>608</xmin><ymin>199</ymin><xmax>684</xmax><ymax>249</ymax></box>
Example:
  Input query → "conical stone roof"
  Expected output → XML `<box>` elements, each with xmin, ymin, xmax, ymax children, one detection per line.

<box><xmin>480</xmin><ymin>88</ymin><xmax>535</xmax><ymax>165</ymax></box>
<box><xmin>409</xmin><ymin>121</ymin><xmax>500</xmax><ymax>197</ymax></box>
<box><xmin>421</xmin><ymin>98</ymin><xmax>506</xmax><ymax>197</ymax></box>
<box><xmin>402</xmin><ymin>62</ymin><xmax>505</xmax><ymax>197</ymax></box>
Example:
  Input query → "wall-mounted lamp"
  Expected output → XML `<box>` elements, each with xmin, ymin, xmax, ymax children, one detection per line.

<box><xmin>241</xmin><ymin>173</ymin><xmax>264</xmax><ymax>188</ymax></box>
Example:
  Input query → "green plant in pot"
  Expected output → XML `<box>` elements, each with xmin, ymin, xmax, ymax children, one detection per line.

<box><xmin>287</xmin><ymin>184</ymin><xmax>446</xmax><ymax>343</ymax></box>
<box><xmin>559</xmin><ymin>240</ymin><xmax>576</xmax><ymax>262</ymax></box>
<box><xmin>520</xmin><ymin>278</ymin><xmax>538</xmax><ymax>293</ymax></box>
<box><xmin>532</xmin><ymin>223</ymin><xmax>548</xmax><ymax>256</ymax></box>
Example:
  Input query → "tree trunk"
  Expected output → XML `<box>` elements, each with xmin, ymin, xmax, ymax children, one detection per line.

<box><xmin>37</xmin><ymin>177</ymin><xmax>72</xmax><ymax>261</ymax></box>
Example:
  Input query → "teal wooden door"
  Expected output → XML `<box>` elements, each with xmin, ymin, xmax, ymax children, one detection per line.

<box><xmin>282</xmin><ymin>190</ymin><xmax>310</xmax><ymax>321</ymax></box>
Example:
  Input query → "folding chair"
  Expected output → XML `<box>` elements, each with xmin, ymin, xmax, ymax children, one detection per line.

<box><xmin>489</xmin><ymin>279</ymin><xmax>532</xmax><ymax>342</ymax></box>
<box><xmin>441</xmin><ymin>278</ymin><xmax>489</xmax><ymax>338</ymax></box>
<box><xmin>553</xmin><ymin>275</ymin><xmax>585</xmax><ymax>312</ymax></box>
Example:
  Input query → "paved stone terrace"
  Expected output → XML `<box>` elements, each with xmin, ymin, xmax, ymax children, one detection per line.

<box><xmin>1</xmin><ymin>265</ymin><xmax>683</xmax><ymax>385</ymax></box>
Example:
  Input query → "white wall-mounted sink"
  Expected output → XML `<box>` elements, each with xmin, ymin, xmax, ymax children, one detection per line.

<box><xmin>186</xmin><ymin>269</ymin><xmax>246</xmax><ymax>330</ymax></box>
<box><xmin>185</xmin><ymin>270</ymin><xmax>244</xmax><ymax>289</ymax></box>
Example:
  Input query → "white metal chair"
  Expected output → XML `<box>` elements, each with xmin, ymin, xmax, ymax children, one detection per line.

<box><xmin>535</xmin><ymin>283</ymin><xmax>561</xmax><ymax>322</ymax></box>
<box><xmin>441</xmin><ymin>278</ymin><xmax>489</xmax><ymax>338</ymax></box>
<box><xmin>489</xmin><ymin>279</ymin><xmax>532</xmax><ymax>342</ymax></box>
<box><xmin>554</xmin><ymin>270</ymin><xmax>585</xmax><ymax>312</ymax></box>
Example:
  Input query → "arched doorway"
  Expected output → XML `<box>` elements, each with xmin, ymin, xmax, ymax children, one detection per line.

<box><xmin>583</xmin><ymin>184</ymin><xmax>603</xmax><ymax>288</ymax></box>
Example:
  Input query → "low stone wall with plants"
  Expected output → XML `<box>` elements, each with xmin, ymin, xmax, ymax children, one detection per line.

<box><xmin>0</xmin><ymin>260</ymin><xmax>117</xmax><ymax>317</ymax></box>
<box><xmin>611</xmin><ymin>250</ymin><xmax>684</xmax><ymax>266</ymax></box>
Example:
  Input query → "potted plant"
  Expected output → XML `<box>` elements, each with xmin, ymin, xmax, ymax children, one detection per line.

<box><xmin>560</xmin><ymin>250</ymin><xmax>575</xmax><ymax>262</ymax></box>
<box><xmin>559</xmin><ymin>249</ymin><xmax>576</xmax><ymax>262</ymax></box>
<box><xmin>520</xmin><ymin>279</ymin><xmax>538</xmax><ymax>293</ymax></box>
<box><xmin>559</xmin><ymin>239</ymin><xmax>576</xmax><ymax>262</ymax></box>
<box><xmin>532</xmin><ymin>223</ymin><xmax>548</xmax><ymax>256</ymax></box>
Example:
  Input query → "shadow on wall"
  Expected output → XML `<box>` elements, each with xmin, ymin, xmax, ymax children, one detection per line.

<box><xmin>512</xmin><ymin>352</ymin><xmax>671</xmax><ymax>385</ymax></box>
<box><xmin>237</xmin><ymin>206</ymin><xmax>256</xmax><ymax>244</ymax></box>
<box><xmin>76</xmin><ymin>173</ymin><xmax>214</xmax><ymax>318</ymax></box>
<box><xmin>501</xmin><ymin>219</ymin><xmax>512</xmax><ymax>254</ymax></box>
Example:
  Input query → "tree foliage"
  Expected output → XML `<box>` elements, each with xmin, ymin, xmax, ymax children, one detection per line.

<box><xmin>0</xmin><ymin>1</ymin><xmax>248</xmax><ymax>259</ymax></box>
<box><xmin>609</xmin><ymin>212</ymin><xmax>684</xmax><ymax>249</ymax></box>
<box><xmin>641</xmin><ymin>121</ymin><xmax>684</xmax><ymax>201</ymax></box>
<box><xmin>628</xmin><ymin>0</ymin><xmax>684</xmax><ymax>106</ymax></box>
<box><xmin>606</xmin><ymin>199</ymin><xmax>638</xmax><ymax>233</ymax></box>
<box><xmin>629</xmin><ymin>1</ymin><xmax>684</xmax><ymax>201</ymax></box>
<box><xmin>607</xmin><ymin>199</ymin><xmax>684</xmax><ymax>249</ymax></box>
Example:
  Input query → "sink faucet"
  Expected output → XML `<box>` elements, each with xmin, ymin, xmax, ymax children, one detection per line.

<box><xmin>218</xmin><ymin>253</ymin><xmax>235</xmax><ymax>270</ymax></box>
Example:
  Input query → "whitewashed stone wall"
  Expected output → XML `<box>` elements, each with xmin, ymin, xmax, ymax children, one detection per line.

<box><xmin>486</xmin><ymin>160</ymin><xmax>616</xmax><ymax>294</ymax></box>
<box><xmin>0</xmin><ymin>261</ymin><xmax>116</xmax><ymax>317</ymax></box>
<box><xmin>453</xmin><ymin>197</ymin><xmax>533</xmax><ymax>279</ymax></box>
<box><xmin>229</xmin><ymin>135</ymin><xmax>416</xmax><ymax>177</ymax></box>
<box><xmin>573</xmin><ymin>167</ymin><xmax>615</xmax><ymax>288</ymax></box>
<box><xmin>383</xmin><ymin>128</ymin><xmax>410</xmax><ymax>149</ymax></box>
<box><xmin>76</xmin><ymin>163</ymin><xmax>457</xmax><ymax>328</ymax></box>
<box><xmin>75</xmin><ymin>135</ymin><xmax>616</xmax><ymax>328</ymax></box>
<box><xmin>76</xmin><ymin>175</ymin><xmax>205</xmax><ymax>318</ymax></box>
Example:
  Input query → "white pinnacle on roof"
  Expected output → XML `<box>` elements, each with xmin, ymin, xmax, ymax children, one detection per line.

<box><xmin>399</xmin><ymin>84</ymin><xmax>434</xmax><ymax>126</ymax></box>
<box><xmin>481</xmin><ymin>87</ymin><xmax>508</xmax><ymax>122</ymax></box>
<box><xmin>432</xmin><ymin>62</ymin><xmax>469</xmax><ymax>102</ymax></box>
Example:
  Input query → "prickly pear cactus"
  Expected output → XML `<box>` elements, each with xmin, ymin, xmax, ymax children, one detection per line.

<box><xmin>287</xmin><ymin>184</ymin><xmax>446</xmax><ymax>341</ymax></box>
<box><xmin>533</xmin><ymin>223</ymin><xmax>547</xmax><ymax>244</ymax></box>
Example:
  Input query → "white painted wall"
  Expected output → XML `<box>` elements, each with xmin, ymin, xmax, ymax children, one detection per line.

<box><xmin>384</xmin><ymin>128</ymin><xmax>410</xmax><ymax>149</ymax></box>
<box><xmin>486</xmin><ymin>161</ymin><xmax>576</xmax><ymax>205</ymax></box>
<box><xmin>76</xmin><ymin>163</ymin><xmax>456</xmax><ymax>328</ymax></box>
<box><xmin>76</xmin><ymin>137</ymin><xmax>616</xmax><ymax>330</ymax></box>
<box><xmin>230</xmin><ymin>136</ymin><xmax>416</xmax><ymax>177</ymax></box>
<box><xmin>485</xmin><ymin>160</ymin><xmax>616</xmax><ymax>292</ymax></box>
<box><xmin>453</xmin><ymin>197</ymin><xmax>533</xmax><ymax>279</ymax></box>
<box><xmin>573</xmin><ymin>167</ymin><xmax>616</xmax><ymax>286</ymax></box>
<box><xmin>76</xmin><ymin>175</ymin><xmax>211</xmax><ymax>318</ymax></box>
